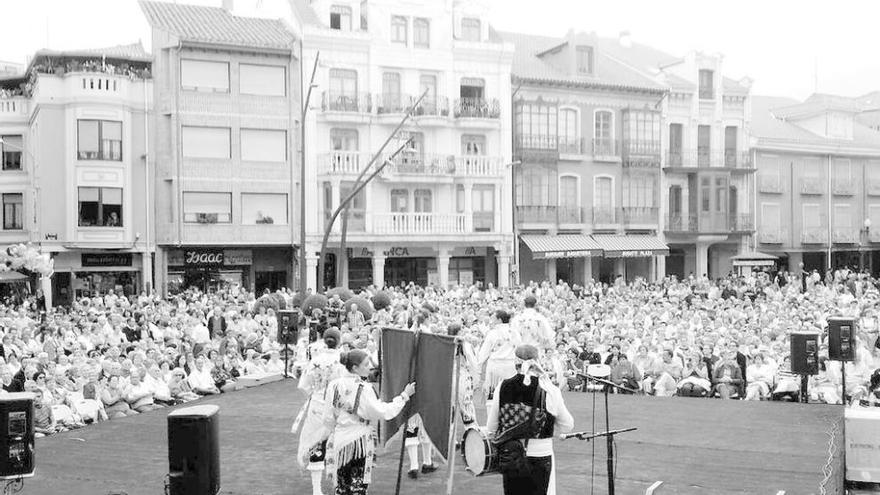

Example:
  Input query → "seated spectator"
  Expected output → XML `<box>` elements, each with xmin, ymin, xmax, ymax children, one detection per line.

<box><xmin>209</xmin><ymin>352</ymin><xmax>237</xmax><ymax>393</ymax></box>
<box><xmin>33</xmin><ymin>389</ymin><xmax>59</xmax><ymax>437</ymax></box>
<box><xmin>677</xmin><ymin>352</ymin><xmax>712</xmax><ymax>397</ymax></box>
<box><xmin>168</xmin><ymin>368</ymin><xmax>200</xmax><ymax>402</ymax></box>
<box><xmin>771</xmin><ymin>356</ymin><xmax>801</xmax><ymax>401</ymax></box>
<box><xmin>101</xmin><ymin>375</ymin><xmax>137</xmax><ymax>419</ymax></box>
<box><xmin>713</xmin><ymin>351</ymin><xmax>744</xmax><ymax>399</ymax></box>
<box><xmin>145</xmin><ymin>364</ymin><xmax>176</xmax><ymax>405</ymax></box>
<box><xmin>609</xmin><ymin>353</ymin><xmax>639</xmax><ymax>393</ymax></box>
<box><xmin>745</xmin><ymin>353</ymin><xmax>776</xmax><ymax>401</ymax></box>
<box><xmin>263</xmin><ymin>350</ymin><xmax>285</xmax><ymax>375</ymax></box>
<box><xmin>645</xmin><ymin>350</ymin><xmax>682</xmax><ymax>397</ymax></box>
<box><xmin>187</xmin><ymin>354</ymin><xmax>219</xmax><ymax>395</ymax></box>
<box><xmin>242</xmin><ymin>349</ymin><xmax>266</xmax><ymax>376</ymax></box>
<box><xmin>126</xmin><ymin>369</ymin><xmax>162</xmax><ymax>413</ymax></box>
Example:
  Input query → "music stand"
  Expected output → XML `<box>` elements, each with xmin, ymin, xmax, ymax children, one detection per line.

<box><xmin>576</xmin><ymin>365</ymin><xmax>638</xmax><ymax>495</ymax></box>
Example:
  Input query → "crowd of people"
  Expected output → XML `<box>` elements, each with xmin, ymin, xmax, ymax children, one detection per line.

<box><xmin>2</xmin><ymin>268</ymin><xmax>880</xmax><ymax>442</ymax></box>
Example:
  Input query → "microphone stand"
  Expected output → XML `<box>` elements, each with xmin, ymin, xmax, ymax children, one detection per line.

<box><xmin>575</xmin><ymin>373</ymin><xmax>638</xmax><ymax>495</ymax></box>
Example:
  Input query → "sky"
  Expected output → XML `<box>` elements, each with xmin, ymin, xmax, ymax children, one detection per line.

<box><xmin>1</xmin><ymin>0</ymin><xmax>879</xmax><ymax>100</ymax></box>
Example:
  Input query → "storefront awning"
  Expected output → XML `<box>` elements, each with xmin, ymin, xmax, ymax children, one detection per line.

<box><xmin>591</xmin><ymin>235</ymin><xmax>669</xmax><ymax>258</ymax></box>
<box><xmin>0</xmin><ymin>271</ymin><xmax>27</xmax><ymax>283</ymax></box>
<box><xmin>521</xmin><ymin>235</ymin><xmax>602</xmax><ymax>260</ymax></box>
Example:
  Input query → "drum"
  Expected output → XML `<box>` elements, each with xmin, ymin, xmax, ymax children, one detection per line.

<box><xmin>463</xmin><ymin>427</ymin><xmax>498</xmax><ymax>476</ymax></box>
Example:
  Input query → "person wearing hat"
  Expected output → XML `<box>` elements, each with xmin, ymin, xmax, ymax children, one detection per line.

<box><xmin>296</xmin><ymin>327</ymin><xmax>345</xmax><ymax>495</ymax></box>
<box><xmin>486</xmin><ymin>344</ymin><xmax>573</xmax><ymax>495</ymax></box>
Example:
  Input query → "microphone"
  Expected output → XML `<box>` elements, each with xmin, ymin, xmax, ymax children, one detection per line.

<box><xmin>559</xmin><ymin>430</ymin><xmax>593</xmax><ymax>440</ymax></box>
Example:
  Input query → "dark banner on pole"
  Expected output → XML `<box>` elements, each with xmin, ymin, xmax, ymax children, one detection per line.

<box><xmin>380</xmin><ymin>327</ymin><xmax>456</xmax><ymax>461</ymax></box>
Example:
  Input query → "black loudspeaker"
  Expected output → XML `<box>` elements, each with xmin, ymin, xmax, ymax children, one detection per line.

<box><xmin>791</xmin><ymin>332</ymin><xmax>820</xmax><ymax>375</ymax></box>
<box><xmin>828</xmin><ymin>316</ymin><xmax>856</xmax><ymax>362</ymax></box>
<box><xmin>0</xmin><ymin>393</ymin><xmax>35</xmax><ymax>479</ymax></box>
<box><xmin>168</xmin><ymin>405</ymin><xmax>220</xmax><ymax>495</ymax></box>
<box><xmin>276</xmin><ymin>309</ymin><xmax>299</xmax><ymax>345</ymax></box>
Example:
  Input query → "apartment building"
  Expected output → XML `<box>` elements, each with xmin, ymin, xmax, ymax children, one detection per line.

<box><xmin>753</xmin><ymin>94</ymin><xmax>880</xmax><ymax>275</ymax></box>
<box><xmin>609</xmin><ymin>45</ymin><xmax>754</xmax><ymax>278</ymax></box>
<box><xmin>21</xmin><ymin>44</ymin><xmax>154</xmax><ymax>306</ymax></box>
<box><xmin>141</xmin><ymin>1</ymin><xmax>300</xmax><ymax>296</ymax></box>
<box><xmin>293</xmin><ymin>0</ymin><xmax>514</xmax><ymax>290</ymax></box>
<box><xmin>500</xmin><ymin>30</ymin><xmax>669</xmax><ymax>285</ymax></box>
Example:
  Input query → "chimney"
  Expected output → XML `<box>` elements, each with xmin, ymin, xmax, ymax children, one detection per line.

<box><xmin>222</xmin><ymin>0</ymin><xmax>234</xmax><ymax>12</ymax></box>
<box><xmin>619</xmin><ymin>30</ymin><xmax>632</xmax><ymax>48</ymax></box>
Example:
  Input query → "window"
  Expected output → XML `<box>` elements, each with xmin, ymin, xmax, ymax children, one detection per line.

<box><xmin>239</xmin><ymin>64</ymin><xmax>285</xmax><ymax>96</ymax></box>
<box><xmin>594</xmin><ymin>177</ymin><xmax>613</xmax><ymax>207</ymax></box>
<box><xmin>330</xmin><ymin>5</ymin><xmax>352</xmax><ymax>30</ymax></box>
<box><xmin>329</xmin><ymin>69</ymin><xmax>358</xmax><ymax>99</ymax></box>
<box><xmin>382</xmin><ymin>72</ymin><xmax>402</xmax><ymax>111</ymax></box>
<box><xmin>701</xmin><ymin>177</ymin><xmax>710</xmax><ymax>212</ymax></box>
<box><xmin>833</xmin><ymin>158</ymin><xmax>851</xmax><ymax>181</ymax></box>
<box><xmin>456</xmin><ymin>185</ymin><xmax>465</xmax><ymax>213</ymax></box>
<box><xmin>559</xmin><ymin>109</ymin><xmax>579</xmax><ymax>153</ymax></box>
<box><xmin>241</xmin><ymin>129</ymin><xmax>286</xmax><ymax>162</ymax></box>
<box><xmin>183</xmin><ymin>192</ymin><xmax>232</xmax><ymax>223</ymax></box>
<box><xmin>697</xmin><ymin>125</ymin><xmax>711</xmax><ymax>167</ymax></box>
<box><xmin>1</xmin><ymin>135</ymin><xmax>22</xmax><ymax>170</ymax></box>
<box><xmin>330</xmin><ymin>129</ymin><xmax>359</xmax><ymax>151</ymax></box>
<box><xmin>834</xmin><ymin>204</ymin><xmax>852</xmax><ymax>230</ymax></box>
<box><xmin>419</xmin><ymin>74</ymin><xmax>437</xmax><ymax>112</ymax></box>
<box><xmin>180</xmin><ymin>59</ymin><xmax>229</xmax><ymax>92</ymax></box>
<box><xmin>462</xmin><ymin>135</ymin><xmax>485</xmax><ymax>156</ymax></box>
<box><xmin>669</xmin><ymin>123</ymin><xmax>683</xmax><ymax>165</ymax></box>
<box><xmin>623</xmin><ymin>174</ymin><xmax>655</xmax><ymax>207</ymax></box>
<box><xmin>594</xmin><ymin>110</ymin><xmax>613</xmax><ymax>154</ymax></box>
<box><xmin>803</xmin><ymin>158</ymin><xmax>821</xmax><ymax>178</ymax></box>
<box><xmin>803</xmin><ymin>204</ymin><xmax>821</xmax><ymax>230</ymax></box>
<box><xmin>77</xmin><ymin>120</ymin><xmax>122</xmax><ymax>161</ymax></box>
<box><xmin>576</xmin><ymin>46</ymin><xmax>593</xmax><ymax>75</ymax></box>
<box><xmin>414</xmin><ymin>189</ymin><xmax>432</xmax><ymax>213</ymax></box>
<box><xmin>339</xmin><ymin>181</ymin><xmax>366</xmax><ymax>231</ymax></box>
<box><xmin>414</xmin><ymin>18</ymin><xmax>430</xmax><ymax>48</ymax></box>
<box><xmin>78</xmin><ymin>187</ymin><xmax>122</xmax><ymax>227</ymax></box>
<box><xmin>473</xmin><ymin>185</ymin><xmax>495</xmax><ymax>231</ymax></box>
<box><xmin>242</xmin><ymin>193</ymin><xmax>287</xmax><ymax>225</ymax></box>
<box><xmin>715</xmin><ymin>177</ymin><xmax>728</xmax><ymax>213</ymax></box>
<box><xmin>699</xmin><ymin>69</ymin><xmax>714</xmax><ymax>99</ymax></box>
<box><xmin>762</xmin><ymin>203</ymin><xmax>781</xmax><ymax>232</ymax></box>
<box><xmin>391</xmin><ymin>189</ymin><xmax>409</xmax><ymax>212</ymax></box>
<box><xmin>559</xmin><ymin>176</ymin><xmax>578</xmax><ymax>207</ymax></box>
<box><xmin>2</xmin><ymin>193</ymin><xmax>22</xmax><ymax>230</ymax></box>
<box><xmin>461</xmin><ymin>18</ymin><xmax>480</xmax><ymax>41</ymax></box>
<box><xmin>517</xmin><ymin>102</ymin><xmax>557</xmax><ymax>149</ymax></box>
<box><xmin>182</xmin><ymin>126</ymin><xmax>230</xmax><ymax>159</ymax></box>
<box><xmin>391</xmin><ymin>16</ymin><xmax>407</xmax><ymax>44</ymax></box>
<box><xmin>724</xmin><ymin>126</ymin><xmax>738</xmax><ymax>166</ymax></box>
<box><xmin>622</xmin><ymin>111</ymin><xmax>661</xmax><ymax>153</ymax></box>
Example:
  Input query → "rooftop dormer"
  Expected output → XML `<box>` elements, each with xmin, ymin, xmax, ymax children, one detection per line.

<box><xmin>773</xmin><ymin>93</ymin><xmax>859</xmax><ymax>140</ymax></box>
<box><xmin>535</xmin><ymin>30</ymin><xmax>599</xmax><ymax>78</ymax></box>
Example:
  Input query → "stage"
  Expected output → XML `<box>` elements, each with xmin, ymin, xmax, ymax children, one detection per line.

<box><xmin>27</xmin><ymin>379</ymin><xmax>840</xmax><ymax>495</ymax></box>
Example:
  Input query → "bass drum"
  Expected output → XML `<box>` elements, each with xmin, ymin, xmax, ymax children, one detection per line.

<box><xmin>463</xmin><ymin>427</ymin><xmax>499</xmax><ymax>476</ymax></box>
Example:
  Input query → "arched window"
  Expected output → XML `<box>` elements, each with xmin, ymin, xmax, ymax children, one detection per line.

<box><xmin>594</xmin><ymin>110</ymin><xmax>613</xmax><ymax>154</ymax></box>
<box><xmin>559</xmin><ymin>108</ymin><xmax>579</xmax><ymax>153</ymax></box>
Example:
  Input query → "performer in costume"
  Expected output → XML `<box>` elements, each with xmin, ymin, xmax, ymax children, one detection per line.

<box><xmin>323</xmin><ymin>350</ymin><xmax>416</xmax><ymax>495</ymax></box>
<box><xmin>511</xmin><ymin>295</ymin><xmax>555</xmax><ymax>353</ymax></box>
<box><xmin>487</xmin><ymin>345</ymin><xmax>573</xmax><ymax>495</ymax></box>
<box><xmin>296</xmin><ymin>328</ymin><xmax>345</xmax><ymax>495</ymax></box>
<box><xmin>447</xmin><ymin>322</ymin><xmax>478</xmax><ymax>429</ymax></box>
<box><xmin>477</xmin><ymin>309</ymin><xmax>521</xmax><ymax>398</ymax></box>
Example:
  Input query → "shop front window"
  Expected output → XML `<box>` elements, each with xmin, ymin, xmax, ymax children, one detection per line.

<box><xmin>74</xmin><ymin>271</ymin><xmax>138</xmax><ymax>298</ymax></box>
<box><xmin>78</xmin><ymin>187</ymin><xmax>122</xmax><ymax>227</ymax></box>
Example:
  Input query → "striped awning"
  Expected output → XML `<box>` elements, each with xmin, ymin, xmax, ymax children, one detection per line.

<box><xmin>591</xmin><ymin>235</ymin><xmax>669</xmax><ymax>258</ymax></box>
<box><xmin>521</xmin><ymin>235</ymin><xmax>602</xmax><ymax>259</ymax></box>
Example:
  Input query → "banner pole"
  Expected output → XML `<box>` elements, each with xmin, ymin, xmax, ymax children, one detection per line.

<box><xmin>394</xmin><ymin>329</ymin><xmax>421</xmax><ymax>495</ymax></box>
<box><xmin>446</xmin><ymin>343</ymin><xmax>461</xmax><ymax>495</ymax></box>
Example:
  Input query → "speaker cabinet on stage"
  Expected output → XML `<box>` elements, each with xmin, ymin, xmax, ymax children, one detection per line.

<box><xmin>276</xmin><ymin>310</ymin><xmax>298</xmax><ymax>345</ymax></box>
<box><xmin>791</xmin><ymin>332</ymin><xmax>820</xmax><ymax>375</ymax></box>
<box><xmin>168</xmin><ymin>405</ymin><xmax>220</xmax><ymax>495</ymax></box>
<box><xmin>828</xmin><ymin>316</ymin><xmax>856</xmax><ymax>362</ymax></box>
<box><xmin>0</xmin><ymin>393</ymin><xmax>35</xmax><ymax>479</ymax></box>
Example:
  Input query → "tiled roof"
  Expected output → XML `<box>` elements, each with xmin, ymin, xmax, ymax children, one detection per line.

<box><xmin>139</xmin><ymin>1</ymin><xmax>294</xmax><ymax>50</ymax></box>
<box><xmin>34</xmin><ymin>42</ymin><xmax>152</xmax><ymax>62</ymax></box>
<box><xmin>774</xmin><ymin>92</ymin><xmax>861</xmax><ymax>119</ymax></box>
<box><xmin>752</xmin><ymin>95</ymin><xmax>880</xmax><ymax>149</ymax></box>
<box><xmin>497</xmin><ymin>31</ymin><xmax>665</xmax><ymax>93</ymax></box>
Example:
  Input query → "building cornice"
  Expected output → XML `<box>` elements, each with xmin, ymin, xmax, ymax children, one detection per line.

<box><xmin>754</xmin><ymin>138</ymin><xmax>880</xmax><ymax>158</ymax></box>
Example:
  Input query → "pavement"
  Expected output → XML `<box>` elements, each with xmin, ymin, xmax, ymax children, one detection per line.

<box><xmin>23</xmin><ymin>379</ymin><xmax>842</xmax><ymax>495</ymax></box>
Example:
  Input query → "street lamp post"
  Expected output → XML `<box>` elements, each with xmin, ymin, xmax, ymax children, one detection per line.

<box><xmin>860</xmin><ymin>218</ymin><xmax>872</xmax><ymax>274</ymax></box>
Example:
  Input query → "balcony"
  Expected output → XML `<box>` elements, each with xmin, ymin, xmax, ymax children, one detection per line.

<box><xmin>592</xmin><ymin>206</ymin><xmax>619</xmax><ymax>227</ymax></box>
<box><xmin>622</xmin><ymin>140</ymin><xmax>661</xmax><ymax>168</ymax></box>
<box><xmin>516</xmin><ymin>205</ymin><xmax>557</xmax><ymax>223</ymax></box>
<box><xmin>558</xmin><ymin>136</ymin><xmax>584</xmax><ymax>155</ymax></box>
<box><xmin>801</xmin><ymin>228</ymin><xmax>827</xmax><ymax>244</ymax></box>
<box><xmin>412</xmin><ymin>96</ymin><xmax>450</xmax><ymax>117</ymax></box>
<box><xmin>319</xmin><ymin>151</ymin><xmax>367</xmax><ymax>175</ymax></box>
<box><xmin>373</xmin><ymin>213</ymin><xmax>467</xmax><ymax>235</ymax></box>
<box><xmin>832</xmin><ymin>229</ymin><xmax>859</xmax><ymax>244</ymax></box>
<box><xmin>453</xmin><ymin>155</ymin><xmax>504</xmax><ymax>177</ymax></box>
<box><xmin>666</xmin><ymin>150</ymin><xmax>754</xmax><ymax>171</ymax></box>
<box><xmin>622</xmin><ymin>207</ymin><xmax>659</xmax><ymax>226</ymax></box>
<box><xmin>758</xmin><ymin>229</ymin><xmax>786</xmax><ymax>244</ymax></box>
<box><xmin>664</xmin><ymin>214</ymin><xmax>753</xmax><ymax>233</ymax></box>
<box><xmin>832</xmin><ymin>178</ymin><xmax>857</xmax><ymax>196</ymax></box>
<box><xmin>758</xmin><ymin>174</ymin><xmax>784</xmax><ymax>194</ymax></box>
<box><xmin>592</xmin><ymin>138</ymin><xmax>620</xmax><ymax>161</ymax></box>
<box><xmin>453</xmin><ymin>98</ymin><xmax>500</xmax><ymax>119</ymax></box>
<box><xmin>0</xmin><ymin>98</ymin><xmax>26</xmax><ymax>116</ymax></box>
<box><xmin>800</xmin><ymin>177</ymin><xmax>824</xmax><ymax>195</ymax></box>
<box><xmin>516</xmin><ymin>134</ymin><xmax>558</xmax><ymax>151</ymax></box>
<box><xmin>321</xmin><ymin>92</ymin><xmax>372</xmax><ymax>113</ymax></box>
<box><xmin>558</xmin><ymin>206</ymin><xmax>584</xmax><ymax>224</ymax></box>
<box><xmin>376</xmin><ymin>93</ymin><xmax>409</xmax><ymax>114</ymax></box>
<box><xmin>665</xmin><ymin>215</ymin><xmax>698</xmax><ymax>233</ymax></box>
<box><xmin>383</xmin><ymin>153</ymin><xmax>455</xmax><ymax>175</ymax></box>
<box><xmin>325</xmin><ymin>210</ymin><xmax>366</xmax><ymax>232</ymax></box>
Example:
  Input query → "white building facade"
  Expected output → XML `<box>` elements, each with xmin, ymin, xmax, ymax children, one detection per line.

<box><xmin>295</xmin><ymin>0</ymin><xmax>515</xmax><ymax>290</ymax></box>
